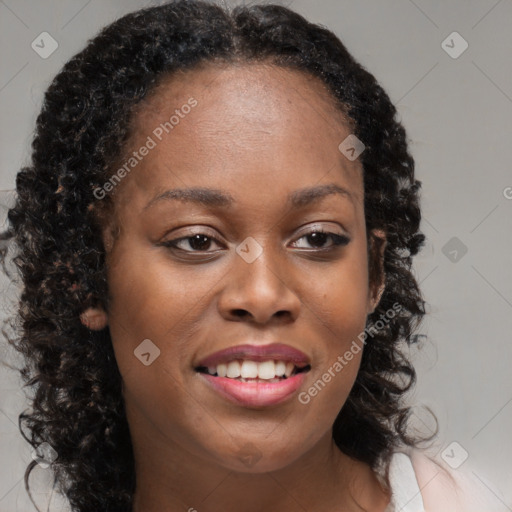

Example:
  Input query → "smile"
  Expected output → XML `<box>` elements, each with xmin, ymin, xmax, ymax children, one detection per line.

<box><xmin>194</xmin><ymin>343</ymin><xmax>312</xmax><ymax>407</ymax></box>
<box><xmin>195</xmin><ymin>366</ymin><xmax>311</xmax><ymax>408</ymax></box>
<box><xmin>195</xmin><ymin>359</ymin><xmax>311</xmax><ymax>381</ymax></box>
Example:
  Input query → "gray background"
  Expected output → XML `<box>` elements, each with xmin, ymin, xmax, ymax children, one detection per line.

<box><xmin>1</xmin><ymin>0</ymin><xmax>511</xmax><ymax>510</ymax></box>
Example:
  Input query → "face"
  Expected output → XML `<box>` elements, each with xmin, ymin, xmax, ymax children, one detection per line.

<box><xmin>94</xmin><ymin>62</ymin><xmax>385</xmax><ymax>473</ymax></box>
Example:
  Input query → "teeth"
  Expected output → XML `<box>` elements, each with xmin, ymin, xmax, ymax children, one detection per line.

<box><xmin>240</xmin><ymin>360</ymin><xmax>258</xmax><ymax>378</ymax></box>
<box><xmin>258</xmin><ymin>360</ymin><xmax>275</xmax><ymax>380</ymax></box>
<box><xmin>204</xmin><ymin>360</ymin><xmax>306</xmax><ymax>380</ymax></box>
<box><xmin>275</xmin><ymin>361</ymin><xmax>286</xmax><ymax>377</ymax></box>
<box><xmin>226</xmin><ymin>361</ymin><xmax>241</xmax><ymax>378</ymax></box>
<box><xmin>217</xmin><ymin>363</ymin><xmax>227</xmax><ymax>378</ymax></box>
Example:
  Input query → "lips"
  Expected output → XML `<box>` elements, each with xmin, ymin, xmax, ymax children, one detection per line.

<box><xmin>195</xmin><ymin>343</ymin><xmax>311</xmax><ymax>368</ymax></box>
<box><xmin>194</xmin><ymin>343</ymin><xmax>312</xmax><ymax>407</ymax></box>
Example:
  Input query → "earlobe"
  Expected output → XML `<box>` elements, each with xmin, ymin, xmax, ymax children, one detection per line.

<box><xmin>368</xmin><ymin>229</ymin><xmax>387</xmax><ymax>314</ymax></box>
<box><xmin>369</xmin><ymin>282</ymin><xmax>386</xmax><ymax>314</ymax></box>
<box><xmin>80</xmin><ymin>307</ymin><xmax>108</xmax><ymax>330</ymax></box>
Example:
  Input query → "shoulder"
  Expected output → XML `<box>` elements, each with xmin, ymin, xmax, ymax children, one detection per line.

<box><xmin>403</xmin><ymin>448</ymin><xmax>504</xmax><ymax>512</ymax></box>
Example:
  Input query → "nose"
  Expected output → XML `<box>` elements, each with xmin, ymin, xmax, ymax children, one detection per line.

<box><xmin>217</xmin><ymin>246</ymin><xmax>301</xmax><ymax>325</ymax></box>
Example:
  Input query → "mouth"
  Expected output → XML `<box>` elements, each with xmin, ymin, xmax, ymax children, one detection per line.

<box><xmin>194</xmin><ymin>343</ymin><xmax>312</xmax><ymax>407</ymax></box>
<box><xmin>195</xmin><ymin>359</ymin><xmax>311</xmax><ymax>383</ymax></box>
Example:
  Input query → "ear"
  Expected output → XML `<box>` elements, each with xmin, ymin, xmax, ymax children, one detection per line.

<box><xmin>80</xmin><ymin>306</ymin><xmax>108</xmax><ymax>330</ymax></box>
<box><xmin>367</xmin><ymin>229</ymin><xmax>387</xmax><ymax>315</ymax></box>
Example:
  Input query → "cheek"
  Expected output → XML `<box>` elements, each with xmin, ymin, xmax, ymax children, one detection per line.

<box><xmin>104</xmin><ymin>242</ymin><xmax>222</xmax><ymax>372</ymax></box>
<box><xmin>105</xmin><ymin>245</ymin><xmax>219</xmax><ymax>439</ymax></box>
<box><xmin>306</xmin><ymin>242</ymin><xmax>370</xmax><ymax>348</ymax></box>
<box><xmin>296</xmin><ymin>242</ymin><xmax>369</xmax><ymax>413</ymax></box>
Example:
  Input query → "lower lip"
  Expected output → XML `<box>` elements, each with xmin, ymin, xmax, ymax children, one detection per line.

<box><xmin>198</xmin><ymin>372</ymin><xmax>309</xmax><ymax>407</ymax></box>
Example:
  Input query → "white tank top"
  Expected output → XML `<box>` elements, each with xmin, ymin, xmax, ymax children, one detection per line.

<box><xmin>384</xmin><ymin>452</ymin><xmax>425</xmax><ymax>512</ymax></box>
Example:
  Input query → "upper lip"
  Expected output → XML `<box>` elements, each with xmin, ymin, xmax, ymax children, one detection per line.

<box><xmin>195</xmin><ymin>343</ymin><xmax>311</xmax><ymax>369</ymax></box>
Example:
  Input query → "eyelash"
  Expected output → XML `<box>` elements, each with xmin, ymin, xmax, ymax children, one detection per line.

<box><xmin>160</xmin><ymin>228</ymin><xmax>350</xmax><ymax>255</ymax></box>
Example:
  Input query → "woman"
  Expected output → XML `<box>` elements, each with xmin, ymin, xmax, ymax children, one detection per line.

<box><xmin>0</xmin><ymin>1</ymin><xmax>493</xmax><ymax>511</ymax></box>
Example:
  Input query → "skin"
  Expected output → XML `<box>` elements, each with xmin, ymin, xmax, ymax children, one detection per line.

<box><xmin>82</xmin><ymin>62</ymin><xmax>390</xmax><ymax>512</ymax></box>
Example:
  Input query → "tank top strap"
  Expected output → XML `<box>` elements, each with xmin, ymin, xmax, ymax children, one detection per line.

<box><xmin>385</xmin><ymin>452</ymin><xmax>426</xmax><ymax>512</ymax></box>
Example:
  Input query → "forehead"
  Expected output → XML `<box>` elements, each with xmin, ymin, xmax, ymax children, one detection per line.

<box><xmin>113</xmin><ymin>62</ymin><xmax>364</xmax><ymax>212</ymax></box>
<box><xmin>137</xmin><ymin>61</ymin><xmax>350</xmax><ymax>127</ymax></box>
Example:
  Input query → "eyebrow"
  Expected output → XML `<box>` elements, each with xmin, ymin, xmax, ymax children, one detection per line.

<box><xmin>143</xmin><ymin>183</ymin><xmax>354</xmax><ymax>211</ymax></box>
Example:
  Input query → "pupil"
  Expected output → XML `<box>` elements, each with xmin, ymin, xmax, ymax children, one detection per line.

<box><xmin>307</xmin><ymin>232</ymin><xmax>327</xmax><ymax>247</ymax></box>
<box><xmin>190</xmin><ymin>234</ymin><xmax>210</xmax><ymax>250</ymax></box>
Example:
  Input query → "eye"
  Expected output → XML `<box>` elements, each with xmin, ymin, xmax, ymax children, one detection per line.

<box><xmin>161</xmin><ymin>233</ymin><xmax>223</xmax><ymax>253</ymax></box>
<box><xmin>291</xmin><ymin>229</ymin><xmax>350</xmax><ymax>250</ymax></box>
<box><xmin>159</xmin><ymin>227</ymin><xmax>350</xmax><ymax>256</ymax></box>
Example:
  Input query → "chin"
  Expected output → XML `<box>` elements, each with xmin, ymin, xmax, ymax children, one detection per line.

<box><xmin>209</xmin><ymin>439</ymin><xmax>309</xmax><ymax>474</ymax></box>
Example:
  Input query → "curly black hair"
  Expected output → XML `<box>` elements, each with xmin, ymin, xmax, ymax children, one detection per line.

<box><xmin>0</xmin><ymin>1</ymin><xmax>432</xmax><ymax>511</ymax></box>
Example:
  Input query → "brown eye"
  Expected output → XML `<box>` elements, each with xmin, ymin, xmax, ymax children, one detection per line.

<box><xmin>161</xmin><ymin>233</ymin><xmax>223</xmax><ymax>253</ymax></box>
<box><xmin>291</xmin><ymin>230</ymin><xmax>350</xmax><ymax>250</ymax></box>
